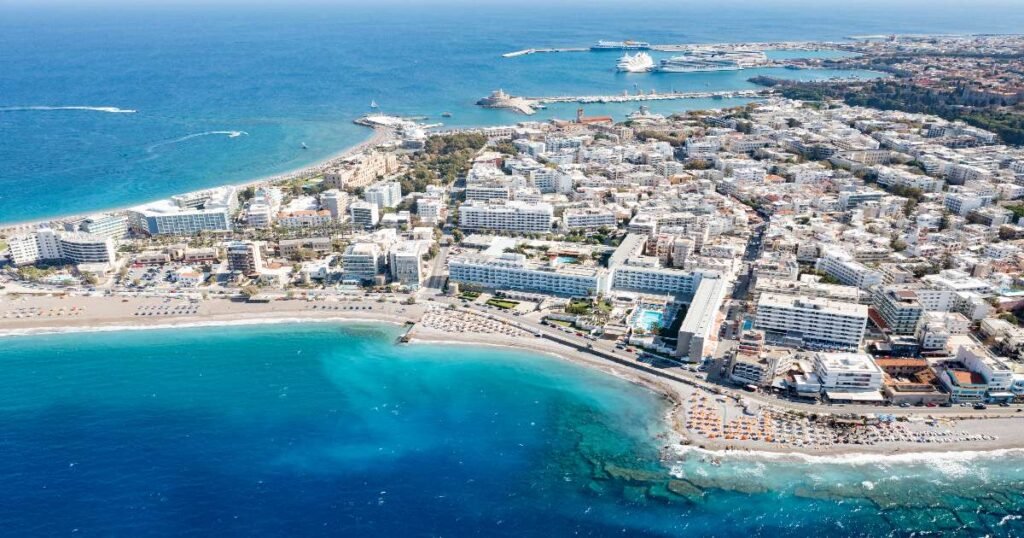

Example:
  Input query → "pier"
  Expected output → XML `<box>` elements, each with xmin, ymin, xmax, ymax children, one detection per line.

<box><xmin>475</xmin><ymin>88</ymin><xmax>769</xmax><ymax>115</ymax></box>
<box><xmin>501</xmin><ymin>47</ymin><xmax>588</xmax><ymax>58</ymax></box>
<box><xmin>526</xmin><ymin>89</ymin><xmax>768</xmax><ymax>105</ymax></box>
<box><xmin>503</xmin><ymin>40</ymin><xmax>851</xmax><ymax>58</ymax></box>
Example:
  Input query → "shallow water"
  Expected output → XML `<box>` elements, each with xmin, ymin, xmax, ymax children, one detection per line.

<box><xmin>1</xmin><ymin>322</ymin><xmax>1022</xmax><ymax>536</ymax></box>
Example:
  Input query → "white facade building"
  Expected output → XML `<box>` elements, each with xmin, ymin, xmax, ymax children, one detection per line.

<box><xmin>449</xmin><ymin>253</ymin><xmax>605</xmax><ymax>297</ymax></box>
<box><xmin>812</xmin><ymin>352</ymin><xmax>884</xmax><ymax>392</ymax></box>
<box><xmin>676</xmin><ymin>276</ymin><xmax>729</xmax><ymax>361</ymax></box>
<box><xmin>364</xmin><ymin>181</ymin><xmax>403</xmax><ymax>209</ymax></box>
<box><xmin>350</xmin><ymin>200</ymin><xmax>381</xmax><ymax>230</ymax></box>
<box><xmin>563</xmin><ymin>208</ymin><xmax>617</xmax><ymax>231</ymax></box>
<box><xmin>459</xmin><ymin>200</ymin><xmax>553</xmax><ymax>234</ymax></box>
<box><xmin>755</xmin><ymin>293</ymin><xmax>868</xmax><ymax>351</ymax></box>
<box><xmin>6</xmin><ymin>227</ymin><xmax>115</xmax><ymax>267</ymax></box>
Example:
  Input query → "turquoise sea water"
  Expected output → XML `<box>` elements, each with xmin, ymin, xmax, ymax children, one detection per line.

<box><xmin>1</xmin><ymin>322</ymin><xmax>1023</xmax><ymax>536</ymax></box>
<box><xmin>3</xmin><ymin>0</ymin><xmax>1024</xmax><ymax>223</ymax></box>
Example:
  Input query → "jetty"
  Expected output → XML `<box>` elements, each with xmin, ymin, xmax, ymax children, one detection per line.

<box><xmin>475</xmin><ymin>88</ymin><xmax>769</xmax><ymax>115</ymax></box>
<box><xmin>526</xmin><ymin>89</ymin><xmax>768</xmax><ymax>105</ymax></box>
<box><xmin>501</xmin><ymin>47</ymin><xmax>588</xmax><ymax>58</ymax></box>
<box><xmin>502</xmin><ymin>40</ymin><xmax>853</xmax><ymax>58</ymax></box>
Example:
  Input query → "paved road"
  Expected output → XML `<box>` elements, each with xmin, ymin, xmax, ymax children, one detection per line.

<box><xmin>431</xmin><ymin>294</ymin><xmax>1024</xmax><ymax>419</ymax></box>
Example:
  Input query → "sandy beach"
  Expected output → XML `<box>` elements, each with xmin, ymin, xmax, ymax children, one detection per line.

<box><xmin>4</xmin><ymin>292</ymin><xmax>1024</xmax><ymax>460</ymax></box>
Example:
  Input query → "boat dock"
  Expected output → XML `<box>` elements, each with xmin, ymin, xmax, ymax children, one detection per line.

<box><xmin>503</xmin><ymin>40</ymin><xmax>850</xmax><ymax>58</ymax></box>
<box><xmin>525</xmin><ymin>89</ymin><xmax>768</xmax><ymax>105</ymax></box>
<box><xmin>501</xmin><ymin>47</ymin><xmax>589</xmax><ymax>58</ymax></box>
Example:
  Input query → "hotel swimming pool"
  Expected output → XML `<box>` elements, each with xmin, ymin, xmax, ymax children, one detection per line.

<box><xmin>554</xmin><ymin>256</ymin><xmax>578</xmax><ymax>265</ymax></box>
<box><xmin>632</xmin><ymin>309</ymin><xmax>664</xmax><ymax>331</ymax></box>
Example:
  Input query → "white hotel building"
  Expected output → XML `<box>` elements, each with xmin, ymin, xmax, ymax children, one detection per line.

<box><xmin>449</xmin><ymin>253</ymin><xmax>606</xmax><ymax>297</ymax></box>
<box><xmin>755</xmin><ymin>293</ymin><xmax>868</xmax><ymax>351</ymax></box>
<box><xmin>815</xmin><ymin>248</ymin><xmax>883</xmax><ymax>290</ymax></box>
<box><xmin>563</xmin><ymin>207</ymin><xmax>617</xmax><ymax>231</ymax></box>
<box><xmin>364</xmin><ymin>180</ymin><xmax>403</xmax><ymax>209</ymax></box>
<box><xmin>8</xmin><ymin>227</ymin><xmax>116</xmax><ymax>267</ymax></box>
<box><xmin>812</xmin><ymin>352</ymin><xmax>884</xmax><ymax>393</ymax></box>
<box><xmin>459</xmin><ymin>200</ymin><xmax>553</xmax><ymax>234</ymax></box>
<box><xmin>607</xmin><ymin>234</ymin><xmax>709</xmax><ymax>297</ymax></box>
<box><xmin>676</xmin><ymin>276</ymin><xmax>729</xmax><ymax>361</ymax></box>
<box><xmin>128</xmin><ymin>187</ymin><xmax>238</xmax><ymax>236</ymax></box>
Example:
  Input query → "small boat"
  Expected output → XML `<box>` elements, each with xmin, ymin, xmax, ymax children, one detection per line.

<box><xmin>301</xmin><ymin>142</ymin><xmax>308</xmax><ymax>150</ymax></box>
<box><xmin>441</xmin><ymin>112</ymin><xmax>452</xmax><ymax>118</ymax></box>
<box><xmin>370</xmin><ymin>100</ymin><xmax>379</xmax><ymax>109</ymax></box>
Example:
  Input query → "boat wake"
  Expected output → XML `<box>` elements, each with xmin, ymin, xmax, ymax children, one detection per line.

<box><xmin>146</xmin><ymin>130</ymin><xmax>249</xmax><ymax>152</ymax></box>
<box><xmin>0</xmin><ymin>105</ymin><xmax>137</xmax><ymax>114</ymax></box>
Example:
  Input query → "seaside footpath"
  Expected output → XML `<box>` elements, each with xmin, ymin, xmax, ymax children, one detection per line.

<box><xmin>5</xmin><ymin>292</ymin><xmax>1022</xmax><ymax>460</ymax></box>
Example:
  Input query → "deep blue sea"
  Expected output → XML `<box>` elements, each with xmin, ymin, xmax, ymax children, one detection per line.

<box><xmin>3</xmin><ymin>0</ymin><xmax>1024</xmax><ymax>223</ymax></box>
<box><xmin>1</xmin><ymin>322</ymin><xmax>1023</xmax><ymax>536</ymax></box>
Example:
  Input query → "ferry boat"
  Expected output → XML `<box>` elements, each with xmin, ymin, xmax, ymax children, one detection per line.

<box><xmin>592</xmin><ymin>40</ymin><xmax>651</xmax><ymax>51</ymax></box>
<box><xmin>616</xmin><ymin>52</ymin><xmax>655</xmax><ymax>73</ymax></box>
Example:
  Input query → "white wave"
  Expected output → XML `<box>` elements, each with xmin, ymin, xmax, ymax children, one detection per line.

<box><xmin>860</xmin><ymin>480</ymin><xmax>875</xmax><ymax>491</ymax></box>
<box><xmin>0</xmin><ymin>316</ymin><xmax>402</xmax><ymax>338</ymax></box>
<box><xmin>146</xmin><ymin>130</ymin><xmax>248</xmax><ymax>151</ymax></box>
<box><xmin>1000</xmin><ymin>515</ymin><xmax>1023</xmax><ymax>526</ymax></box>
<box><xmin>668</xmin><ymin>443</ymin><xmax>1024</xmax><ymax>466</ymax></box>
<box><xmin>0</xmin><ymin>105</ymin><xmax>136</xmax><ymax>114</ymax></box>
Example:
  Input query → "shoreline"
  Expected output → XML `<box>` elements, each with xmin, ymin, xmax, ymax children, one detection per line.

<box><xmin>3</xmin><ymin>293</ymin><xmax>1024</xmax><ymax>461</ymax></box>
<box><xmin>0</xmin><ymin>125</ymin><xmax>394</xmax><ymax>232</ymax></box>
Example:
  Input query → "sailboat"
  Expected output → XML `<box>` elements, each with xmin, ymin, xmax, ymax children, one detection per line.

<box><xmin>370</xmin><ymin>100</ymin><xmax>379</xmax><ymax>109</ymax></box>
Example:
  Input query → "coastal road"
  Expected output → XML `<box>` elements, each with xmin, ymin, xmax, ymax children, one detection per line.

<box><xmin>421</xmin><ymin>244</ymin><xmax>450</xmax><ymax>292</ymax></box>
<box><xmin>436</xmin><ymin>296</ymin><xmax>1024</xmax><ymax>420</ymax></box>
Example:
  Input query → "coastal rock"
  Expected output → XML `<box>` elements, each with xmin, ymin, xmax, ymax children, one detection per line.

<box><xmin>666</xmin><ymin>479</ymin><xmax>704</xmax><ymax>498</ymax></box>
<box><xmin>603</xmin><ymin>463</ymin><xmax>665</xmax><ymax>484</ymax></box>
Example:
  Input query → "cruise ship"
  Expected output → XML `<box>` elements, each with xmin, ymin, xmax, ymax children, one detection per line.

<box><xmin>656</xmin><ymin>49</ymin><xmax>768</xmax><ymax>73</ymax></box>
<box><xmin>616</xmin><ymin>52</ymin><xmax>655</xmax><ymax>73</ymax></box>
<box><xmin>592</xmin><ymin>40</ymin><xmax>651</xmax><ymax>51</ymax></box>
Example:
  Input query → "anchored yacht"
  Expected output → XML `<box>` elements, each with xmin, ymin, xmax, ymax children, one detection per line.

<box><xmin>616</xmin><ymin>52</ymin><xmax>655</xmax><ymax>73</ymax></box>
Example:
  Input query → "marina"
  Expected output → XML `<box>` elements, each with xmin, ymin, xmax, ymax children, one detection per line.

<box><xmin>475</xmin><ymin>88</ymin><xmax>769</xmax><ymax>114</ymax></box>
<box><xmin>526</xmin><ymin>89</ymin><xmax>768</xmax><ymax>105</ymax></box>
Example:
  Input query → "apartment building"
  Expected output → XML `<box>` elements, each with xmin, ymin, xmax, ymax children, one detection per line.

<box><xmin>812</xmin><ymin>352</ymin><xmax>884</xmax><ymax>392</ymax></box>
<box><xmin>364</xmin><ymin>181</ymin><xmax>403</xmax><ymax>209</ymax></box>
<box><xmin>350</xmin><ymin>200</ymin><xmax>381</xmax><ymax>230</ymax></box>
<box><xmin>458</xmin><ymin>200</ymin><xmax>553</xmax><ymax>234</ymax></box>
<box><xmin>342</xmin><ymin>243</ymin><xmax>385</xmax><ymax>283</ymax></box>
<box><xmin>755</xmin><ymin>293</ymin><xmax>868</xmax><ymax>351</ymax></box>
<box><xmin>226</xmin><ymin>241</ymin><xmax>263</xmax><ymax>276</ymax></box>
<box><xmin>563</xmin><ymin>207</ymin><xmax>617</xmax><ymax>231</ymax></box>
<box><xmin>815</xmin><ymin>249</ymin><xmax>883</xmax><ymax>289</ymax></box>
